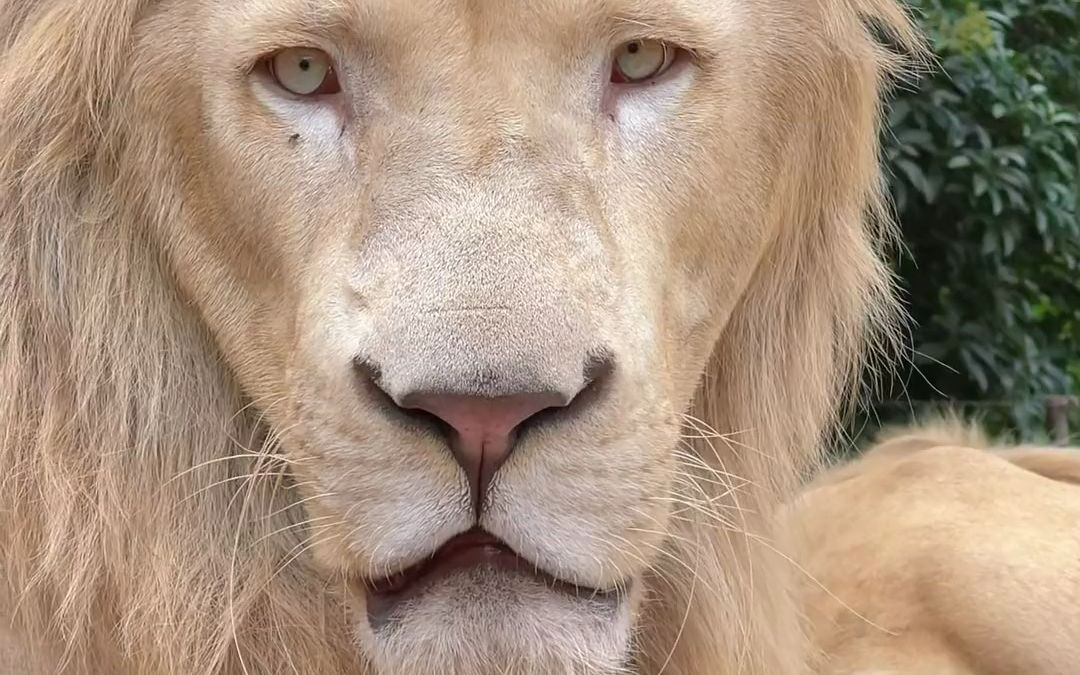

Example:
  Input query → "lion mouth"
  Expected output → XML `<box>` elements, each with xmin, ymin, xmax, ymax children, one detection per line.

<box><xmin>361</xmin><ymin>528</ymin><xmax>619</xmax><ymax>621</ymax></box>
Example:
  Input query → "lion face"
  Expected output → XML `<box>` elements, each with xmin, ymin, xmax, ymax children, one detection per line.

<box><xmin>143</xmin><ymin>0</ymin><xmax>784</xmax><ymax>670</ymax></box>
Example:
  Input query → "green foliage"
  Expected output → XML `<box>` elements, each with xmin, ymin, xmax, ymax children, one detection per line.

<box><xmin>870</xmin><ymin>0</ymin><xmax>1080</xmax><ymax>439</ymax></box>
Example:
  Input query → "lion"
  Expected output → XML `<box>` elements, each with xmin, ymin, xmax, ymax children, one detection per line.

<box><xmin>0</xmin><ymin>0</ymin><xmax>921</xmax><ymax>673</ymax></box>
<box><xmin>793</xmin><ymin>420</ymin><xmax>1080</xmax><ymax>674</ymax></box>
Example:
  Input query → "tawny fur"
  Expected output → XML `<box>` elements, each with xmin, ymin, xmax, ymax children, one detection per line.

<box><xmin>1</xmin><ymin>0</ymin><xmax>921</xmax><ymax>673</ymax></box>
<box><xmin>794</xmin><ymin>419</ymin><xmax>1080</xmax><ymax>675</ymax></box>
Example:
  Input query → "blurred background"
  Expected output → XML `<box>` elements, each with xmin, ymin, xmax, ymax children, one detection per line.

<box><xmin>850</xmin><ymin>0</ymin><xmax>1079</xmax><ymax>446</ymax></box>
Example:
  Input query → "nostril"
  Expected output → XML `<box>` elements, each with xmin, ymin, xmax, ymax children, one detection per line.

<box><xmin>528</xmin><ymin>350</ymin><xmax>616</xmax><ymax>428</ymax></box>
<box><xmin>577</xmin><ymin>350</ymin><xmax>616</xmax><ymax>408</ymax></box>
<box><xmin>352</xmin><ymin>358</ymin><xmax>451</xmax><ymax>434</ymax></box>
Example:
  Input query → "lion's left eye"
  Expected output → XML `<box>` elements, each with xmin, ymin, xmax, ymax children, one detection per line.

<box><xmin>268</xmin><ymin>47</ymin><xmax>341</xmax><ymax>96</ymax></box>
<box><xmin>610</xmin><ymin>40</ymin><xmax>675</xmax><ymax>83</ymax></box>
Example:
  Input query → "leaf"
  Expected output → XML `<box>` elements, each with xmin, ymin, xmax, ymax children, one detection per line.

<box><xmin>996</xmin><ymin>147</ymin><xmax>1028</xmax><ymax>168</ymax></box>
<box><xmin>888</xmin><ymin>99</ymin><xmax>912</xmax><ymax>126</ymax></box>
<box><xmin>967</xmin><ymin>342</ymin><xmax>998</xmax><ymax>369</ymax></box>
<box><xmin>948</xmin><ymin>155</ymin><xmax>973</xmax><ymax>168</ymax></box>
<box><xmin>997</xmin><ymin>182</ymin><xmax>1023</xmax><ymax>209</ymax></box>
<box><xmin>1001</xmin><ymin>227</ymin><xmax>1017</xmax><ymax>256</ymax></box>
<box><xmin>960</xmin><ymin>350</ymin><xmax>990</xmax><ymax>392</ymax></box>
<box><xmin>1036</xmin><ymin>208</ymin><xmax>1049</xmax><ymax>234</ymax></box>
<box><xmin>894</xmin><ymin>158</ymin><xmax>931</xmax><ymax>202</ymax></box>
<box><xmin>973</xmin><ymin>173</ymin><xmax>989</xmax><ymax>196</ymax></box>
<box><xmin>1043</xmin><ymin>147</ymin><xmax>1076</xmax><ymax>176</ymax></box>
<box><xmin>929</xmin><ymin>89</ymin><xmax>963</xmax><ymax>106</ymax></box>
<box><xmin>983</xmin><ymin>9</ymin><xmax>1013</xmax><ymax>27</ymax></box>
<box><xmin>897</xmin><ymin>128</ymin><xmax>934</xmax><ymax>148</ymax></box>
<box><xmin>1052</xmin><ymin>111</ymin><xmax>1079</xmax><ymax>125</ymax></box>
<box><xmin>997</xmin><ymin>168</ymin><xmax>1031</xmax><ymax>190</ymax></box>
<box><xmin>924</xmin><ymin>169</ymin><xmax>944</xmax><ymax>203</ymax></box>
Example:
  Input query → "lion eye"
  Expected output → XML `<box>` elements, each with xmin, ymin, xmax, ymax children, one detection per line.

<box><xmin>611</xmin><ymin>40</ymin><xmax>674</xmax><ymax>83</ymax></box>
<box><xmin>269</xmin><ymin>47</ymin><xmax>341</xmax><ymax>96</ymax></box>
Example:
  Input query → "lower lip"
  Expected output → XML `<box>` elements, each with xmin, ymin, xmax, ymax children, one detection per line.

<box><xmin>397</xmin><ymin>541</ymin><xmax>527</xmax><ymax>590</ymax></box>
<box><xmin>360</xmin><ymin>535</ymin><xmax>617</xmax><ymax>623</ymax></box>
<box><xmin>363</xmin><ymin>540</ymin><xmax>530</xmax><ymax>615</ymax></box>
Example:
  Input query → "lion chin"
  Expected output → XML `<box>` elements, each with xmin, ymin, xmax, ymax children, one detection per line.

<box><xmin>0</xmin><ymin>0</ymin><xmax>922</xmax><ymax>673</ymax></box>
<box><xmin>355</xmin><ymin>528</ymin><xmax>632</xmax><ymax>673</ymax></box>
<box><xmin>350</xmin><ymin>527</ymin><xmax>632</xmax><ymax>672</ymax></box>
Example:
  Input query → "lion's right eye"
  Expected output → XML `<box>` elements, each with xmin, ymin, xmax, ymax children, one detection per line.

<box><xmin>268</xmin><ymin>47</ymin><xmax>341</xmax><ymax>96</ymax></box>
<box><xmin>611</xmin><ymin>40</ymin><xmax>675</xmax><ymax>84</ymax></box>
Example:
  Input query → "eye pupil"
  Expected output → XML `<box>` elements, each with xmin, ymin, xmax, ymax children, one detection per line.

<box><xmin>627</xmin><ymin>42</ymin><xmax>640</xmax><ymax>54</ymax></box>
<box><xmin>298</xmin><ymin>58</ymin><xmax>310</xmax><ymax>71</ymax></box>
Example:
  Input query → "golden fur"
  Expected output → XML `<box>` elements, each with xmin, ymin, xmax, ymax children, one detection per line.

<box><xmin>795</xmin><ymin>420</ymin><xmax>1080</xmax><ymax>674</ymax></box>
<box><xmin>1</xmin><ymin>0</ymin><xmax>920</xmax><ymax>673</ymax></box>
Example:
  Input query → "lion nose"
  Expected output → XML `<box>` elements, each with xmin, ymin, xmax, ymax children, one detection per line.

<box><xmin>401</xmin><ymin>391</ymin><xmax>565</xmax><ymax>505</ymax></box>
<box><xmin>357</xmin><ymin>355</ymin><xmax>613</xmax><ymax>512</ymax></box>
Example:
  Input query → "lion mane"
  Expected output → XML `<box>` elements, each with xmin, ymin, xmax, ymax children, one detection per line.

<box><xmin>0</xmin><ymin>0</ymin><xmax>921</xmax><ymax>673</ymax></box>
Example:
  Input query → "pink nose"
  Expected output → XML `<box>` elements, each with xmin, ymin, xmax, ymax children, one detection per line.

<box><xmin>401</xmin><ymin>392</ymin><xmax>567</xmax><ymax>508</ymax></box>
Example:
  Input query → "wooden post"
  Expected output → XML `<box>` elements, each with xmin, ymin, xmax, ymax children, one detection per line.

<box><xmin>1045</xmin><ymin>395</ymin><xmax>1076</xmax><ymax>446</ymax></box>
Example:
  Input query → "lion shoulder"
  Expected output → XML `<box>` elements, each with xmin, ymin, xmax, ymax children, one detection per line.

<box><xmin>794</xmin><ymin>420</ymin><xmax>1080</xmax><ymax>675</ymax></box>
